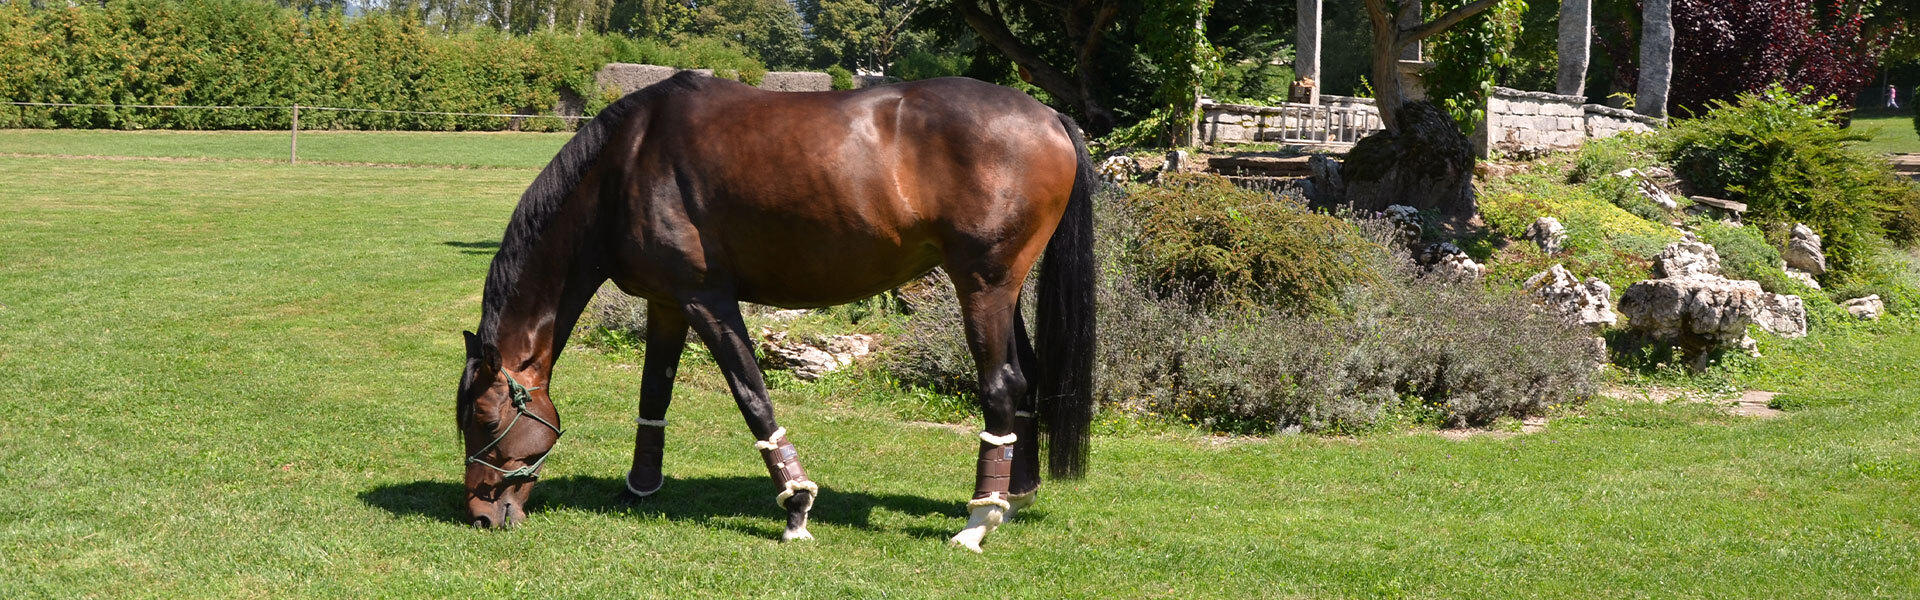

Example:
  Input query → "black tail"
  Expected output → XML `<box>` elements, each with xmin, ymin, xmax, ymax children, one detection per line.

<box><xmin>1037</xmin><ymin>112</ymin><xmax>1098</xmax><ymax>479</ymax></box>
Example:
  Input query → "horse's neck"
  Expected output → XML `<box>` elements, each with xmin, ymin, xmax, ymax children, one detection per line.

<box><xmin>486</xmin><ymin>217</ymin><xmax>606</xmax><ymax>378</ymax></box>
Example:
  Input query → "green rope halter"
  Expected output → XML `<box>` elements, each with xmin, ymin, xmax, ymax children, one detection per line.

<box><xmin>466</xmin><ymin>368</ymin><xmax>564</xmax><ymax>480</ymax></box>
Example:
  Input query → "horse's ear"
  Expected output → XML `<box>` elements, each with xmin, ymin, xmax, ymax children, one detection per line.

<box><xmin>462</xmin><ymin>330</ymin><xmax>479</xmax><ymax>357</ymax></box>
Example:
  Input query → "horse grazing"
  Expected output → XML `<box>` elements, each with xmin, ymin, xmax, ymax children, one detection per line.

<box><xmin>454</xmin><ymin>72</ymin><xmax>1095</xmax><ymax>552</ymax></box>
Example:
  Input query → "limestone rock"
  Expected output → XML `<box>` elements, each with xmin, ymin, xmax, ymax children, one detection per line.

<box><xmin>1340</xmin><ymin>101</ymin><xmax>1476</xmax><ymax>215</ymax></box>
<box><xmin>758</xmin><ymin>330</ymin><xmax>876</xmax><ymax>380</ymax></box>
<box><xmin>1618</xmin><ymin>274</ymin><xmax>1764</xmax><ymax>357</ymax></box>
<box><xmin>1384</xmin><ymin>205</ymin><xmax>1422</xmax><ymax>248</ymax></box>
<box><xmin>1784</xmin><ymin>267</ymin><xmax>1821</xmax><ymax>290</ymax></box>
<box><xmin>1653</xmin><ymin>241</ymin><xmax>1721</xmax><ymax>278</ymax></box>
<box><xmin>1164</xmin><ymin>150</ymin><xmax>1190</xmax><ymax>173</ymax></box>
<box><xmin>1524</xmin><ymin>264</ymin><xmax>1616</xmax><ymax>329</ymax></box>
<box><xmin>1096</xmin><ymin>155</ymin><xmax>1138</xmax><ymax>184</ymax></box>
<box><xmin>1307</xmin><ymin>154</ymin><xmax>1345</xmax><ymax>206</ymax></box>
<box><xmin>1754</xmin><ymin>293</ymin><xmax>1808</xmax><ymax>338</ymax></box>
<box><xmin>1525</xmin><ymin>216</ymin><xmax>1568</xmax><ymax>254</ymax></box>
<box><xmin>1783</xmin><ymin>223</ymin><xmax>1827</xmax><ymax>276</ymax></box>
<box><xmin>1420</xmin><ymin>242</ymin><xmax>1484</xmax><ymax>280</ymax></box>
<box><xmin>1611</xmin><ymin>168</ymin><xmax>1678</xmax><ymax>210</ymax></box>
<box><xmin>1843</xmin><ymin>295</ymin><xmax>1885</xmax><ymax>320</ymax></box>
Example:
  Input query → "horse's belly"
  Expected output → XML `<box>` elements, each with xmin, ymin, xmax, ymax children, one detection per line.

<box><xmin>722</xmin><ymin>223</ymin><xmax>944</xmax><ymax>308</ymax></box>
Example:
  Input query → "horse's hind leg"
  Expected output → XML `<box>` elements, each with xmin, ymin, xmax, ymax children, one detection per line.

<box><xmin>946</xmin><ymin>280</ymin><xmax>1029</xmax><ymax>552</ymax></box>
<box><xmin>680</xmin><ymin>296</ymin><xmax>818</xmax><ymax>541</ymax></box>
<box><xmin>1008</xmin><ymin>309</ymin><xmax>1041</xmax><ymax>517</ymax></box>
<box><xmin>628</xmin><ymin>300</ymin><xmax>688</xmax><ymax>498</ymax></box>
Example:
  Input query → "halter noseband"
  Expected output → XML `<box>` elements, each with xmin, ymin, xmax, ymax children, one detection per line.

<box><xmin>466</xmin><ymin>368</ymin><xmax>565</xmax><ymax>480</ymax></box>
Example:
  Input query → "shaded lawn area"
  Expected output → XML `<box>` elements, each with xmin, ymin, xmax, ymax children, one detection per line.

<box><xmin>1848</xmin><ymin>108</ymin><xmax>1919</xmax><ymax>156</ymax></box>
<box><xmin>1</xmin><ymin>151</ymin><xmax>1917</xmax><ymax>598</ymax></box>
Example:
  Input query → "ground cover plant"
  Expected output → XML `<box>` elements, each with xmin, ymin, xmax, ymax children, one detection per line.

<box><xmin>6</xmin><ymin>131</ymin><xmax>1920</xmax><ymax>598</ymax></box>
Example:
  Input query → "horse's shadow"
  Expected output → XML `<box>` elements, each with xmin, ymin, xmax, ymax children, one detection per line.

<box><xmin>441</xmin><ymin>240</ymin><xmax>499</xmax><ymax>255</ymax></box>
<box><xmin>359</xmin><ymin>475</ymin><xmax>1013</xmax><ymax>541</ymax></box>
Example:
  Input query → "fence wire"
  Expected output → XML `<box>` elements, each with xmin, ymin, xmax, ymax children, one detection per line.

<box><xmin>2</xmin><ymin>100</ymin><xmax>588</xmax><ymax>163</ymax></box>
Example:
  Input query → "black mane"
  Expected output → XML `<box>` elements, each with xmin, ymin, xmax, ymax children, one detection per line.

<box><xmin>460</xmin><ymin>72</ymin><xmax>703</xmax><ymax>422</ymax></box>
<box><xmin>474</xmin><ymin>71</ymin><xmax>704</xmax><ymax>349</ymax></box>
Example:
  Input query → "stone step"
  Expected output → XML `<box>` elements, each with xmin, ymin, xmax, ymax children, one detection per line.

<box><xmin>1205</xmin><ymin>154</ymin><xmax>1313</xmax><ymax>177</ymax></box>
<box><xmin>1891</xmin><ymin>154</ymin><xmax>1919</xmax><ymax>180</ymax></box>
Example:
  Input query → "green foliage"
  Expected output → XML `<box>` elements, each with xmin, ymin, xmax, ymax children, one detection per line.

<box><xmin>1422</xmin><ymin>0</ymin><xmax>1529</xmax><ymax>133</ymax></box>
<box><xmin>1136</xmin><ymin>0</ymin><xmax>1221</xmax><ymax>143</ymax></box>
<box><xmin>826</xmin><ymin>65</ymin><xmax>856</xmax><ymax>90</ymax></box>
<box><xmin>1570</xmin><ymin>133</ymin><xmax>1659</xmax><ymax>184</ymax></box>
<box><xmin>888</xmin><ymin>48</ymin><xmax>970</xmax><ymax>81</ymax></box>
<box><xmin>1130</xmin><ymin>173</ymin><xmax>1384</xmax><ymax>310</ymax></box>
<box><xmin>1695</xmin><ymin>221</ymin><xmax>1797</xmax><ymax>293</ymax></box>
<box><xmin>1663</xmin><ymin>85</ymin><xmax>1915</xmax><ymax>275</ymax></box>
<box><xmin>0</xmin><ymin>0</ymin><xmax>642</xmax><ymax>131</ymax></box>
<box><xmin>1827</xmin><ymin>244</ymin><xmax>1920</xmax><ymax>316</ymax></box>
<box><xmin>1478</xmin><ymin>170</ymin><xmax>1682</xmax><ymax>290</ymax></box>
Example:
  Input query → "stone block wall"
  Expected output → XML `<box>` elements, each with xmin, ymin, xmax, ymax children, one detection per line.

<box><xmin>1198</xmin><ymin>96</ymin><xmax>1383</xmax><ymax>145</ymax></box>
<box><xmin>1476</xmin><ymin>86</ymin><xmax>1662</xmax><ymax>158</ymax></box>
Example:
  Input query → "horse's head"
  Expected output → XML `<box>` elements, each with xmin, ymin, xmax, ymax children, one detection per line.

<box><xmin>456</xmin><ymin>330</ymin><xmax>562</xmax><ymax>528</ymax></box>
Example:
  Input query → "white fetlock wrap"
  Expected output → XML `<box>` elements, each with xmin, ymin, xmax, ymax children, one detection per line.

<box><xmin>635</xmin><ymin>416</ymin><xmax>668</xmax><ymax>427</ymax></box>
<box><xmin>949</xmin><ymin>493</ymin><xmax>1008</xmax><ymax>553</ymax></box>
<box><xmin>978</xmin><ymin>431</ymin><xmax>1017</xmax><ymax>446</ymax></box>
<box><xmin>753</xmin><ymin>427</ymin><xmax>788</xmax><ymax>451</ymax></box>
<box><xmin>774</xmin><ymin>478</ymin><xmax>819</xmax><ymax>510</ymax></box>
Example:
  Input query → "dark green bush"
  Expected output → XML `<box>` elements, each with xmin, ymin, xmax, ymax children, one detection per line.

<box><xmin>826</xmin><ymin>65</ymin><xmax>855</xmax><ymax>91</ymax></box>
<box><xmin>0</xmin><ymin>0</ymin><xmax>768</xmax><ymax>131</ymax></box>
<box><xmin>1130</xmin><ymin>173</ymin><xmax>1385</xmax><ymax>311</ymax></box>
<box><xmin>1663</xmin><ymin>85</ymin><xmax>1916</xmax><ymax>275</ymax></box>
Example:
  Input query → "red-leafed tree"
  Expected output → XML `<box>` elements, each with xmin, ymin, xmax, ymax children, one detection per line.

<box><xmin>1669</xmin><ymin>0</ymin><xmax>1897</xmax><ymax>117</ymax></box>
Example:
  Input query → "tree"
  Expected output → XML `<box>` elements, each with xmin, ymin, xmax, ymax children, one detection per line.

<box><xmin>1360</xmin><ymin>0</ymin><xmax>1504</xmax><ymax>131</ymax></box>
<box><xmin>1669</xmin><ymin>0</ymin><xmax>1895</xmax><ymax>116</ymax></box>
<box><xmin>687</xmin><ymin>0</ymin><xmax>810</xmax><ymax>68</ymax></box>
<box><xmin>941</xmin><ymin>0</ymin><xmax>1125</xmax><ymax>135</ymax></box>
<box><xmin>804</xmin><ymin>0</ymin><xmax>926</xmax><ymax>73</ymax></box>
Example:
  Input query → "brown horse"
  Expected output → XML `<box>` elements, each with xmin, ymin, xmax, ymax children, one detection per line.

<box><xmin>454</xmin><ymin>72</ymin><xmax>1095</xmax><ymax>551</ymax></box>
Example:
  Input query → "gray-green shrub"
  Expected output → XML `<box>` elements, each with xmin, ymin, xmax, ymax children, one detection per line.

<box><xmin>888</xmin><ymin>183</ymin><xmax>1601</xmax><ymax>434</ymax></box>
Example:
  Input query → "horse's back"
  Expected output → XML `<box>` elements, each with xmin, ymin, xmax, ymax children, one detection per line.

<box><xmin>604</xmin><ymin>75</ymin><xmax>1079</xmax><ymax>307</ymax></box>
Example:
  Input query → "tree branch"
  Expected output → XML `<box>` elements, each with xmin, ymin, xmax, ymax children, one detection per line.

<box><xmin>955</xmin><ymin>0</ymin><xmax>1081</xmax><ymax>102</ymax></box>
<box><xmin>1400</xmin><ymin>0</ymin><xmax>1503</xmax><ymax>46</ymax></box>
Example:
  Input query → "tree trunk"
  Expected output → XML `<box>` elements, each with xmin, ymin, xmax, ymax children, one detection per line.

<box><xmin>1557</xmin><ymin>0</ymin><xmax>1590</xmax><ymax>97</ymax></box>
<box><xmin>1637</xmin><ymin>0</ymin><xmax>1672</xmax><ymax>118</ymax></box>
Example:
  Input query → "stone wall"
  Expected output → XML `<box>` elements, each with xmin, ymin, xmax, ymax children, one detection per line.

<box><xmin>559</xmin><ymin>64</ymin><xmax>901</xmax><ymax>116</ymax></box>
<box><xmin>1199</xmin><ymin>95</ymin><xmax>1383</xmax><ymax>145</ymax></box>
<box><xmin>1475</xmin><ymin>86</ymin><xmax>1662</xmax><ymax>158</ymax></box>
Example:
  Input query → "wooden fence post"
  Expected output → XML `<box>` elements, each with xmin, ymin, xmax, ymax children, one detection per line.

<box><xmin>289</xmin><ymin>104</ymin><xmax>299</xmax><ymax>164</ymax></box>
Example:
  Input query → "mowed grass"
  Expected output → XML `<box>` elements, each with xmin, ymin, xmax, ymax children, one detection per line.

<box><xmin>2</xmin><ymin>135</ymin><xmax>1919</xmax><ymax>598</ymax></box>
<box><xmin>1847</xmin><ymin>108</ymin><xmax>1919</xmax><ymax>156</ymax></box>
<box><xmin>0</xmin><ymin>128</ymin><xmax>570</xmax><ymax>168</ymax></box>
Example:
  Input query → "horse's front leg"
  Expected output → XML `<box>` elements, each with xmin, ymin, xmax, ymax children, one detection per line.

<box><xmin>681</xmin><ymin>297</ymin><xmax>818</xmax><ymax>541</ymax></box>
<box><xmin>627</xmin><ymin>301</ymin><xmax>688</xmax><ymax>498</ymax></box>
<box><xmin>948</xmin><ymin>283</ymin><xmax>1029</xmax><ymax>553</ymax></box>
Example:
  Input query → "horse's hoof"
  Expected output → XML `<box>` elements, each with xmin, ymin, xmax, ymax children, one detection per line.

<box><xmin>947</xmin><ymin>531</ymin><xmax>986</xmax><ymax>553</ymax></box>
<box><xmin>782</xmin><ymin>526</ymin><xmax>814</xmax><ymax>542</ymax></box>
<box><xmin>1006</xmin><ymin>490</ymin><xmax>1037</xmax><ymax>521</ymax></box>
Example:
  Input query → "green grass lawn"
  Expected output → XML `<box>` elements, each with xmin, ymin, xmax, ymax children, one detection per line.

<box><xmin>3</xmin><ymin>137</ymin><xmax>1919</xmax><ymax>598</ymax></box>
<box><xmin>0</xmin><ymin>128</ymin><xmax>570</xmax><ymax>168</ymax></box>
<box><xmin>1847</xmin><ymin>108</ymin><xmax>1919</xmax><ymax>155</ymax></box>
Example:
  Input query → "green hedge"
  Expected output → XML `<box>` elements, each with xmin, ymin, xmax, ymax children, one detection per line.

<box><xmin>0</xmin><ymin>0</ymin><xmax>761</xmax><ymax>131</ymax></box>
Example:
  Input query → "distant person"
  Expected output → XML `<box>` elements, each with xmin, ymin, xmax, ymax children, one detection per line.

<box><xmin>1890</xmin><ymin>85</ymin><xmax>1901</xmax><ymax>109</ymax></box>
